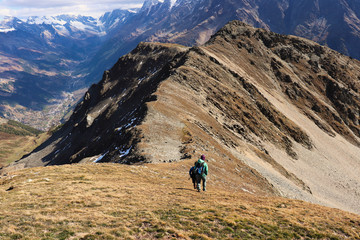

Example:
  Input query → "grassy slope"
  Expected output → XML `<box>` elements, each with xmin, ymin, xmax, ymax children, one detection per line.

<box><xmin>0</xmin><ymin>162</ymin><xmax>359</xmax><ymax>240</ymax></box>
<box><xmin>0</xmin><ymin>132</ymin><xmax>49</xmax><ymax>167</ymax></box>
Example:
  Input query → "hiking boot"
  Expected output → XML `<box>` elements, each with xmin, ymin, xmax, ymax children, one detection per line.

<box><xmin>203</xmin><ymin>189</ymin><xmax>206</xmax><ymax>192</ymax></box>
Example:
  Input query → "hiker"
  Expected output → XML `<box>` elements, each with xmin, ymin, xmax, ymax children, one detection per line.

<box><xmin>195</xmin><ymin>154</ymin><xmax>208</xmax><ymax>192</ymax></box>
<box><xmin>189</xmin><ymin>162</ymin><xmax>197</xmax><ymax>189</ymax></box>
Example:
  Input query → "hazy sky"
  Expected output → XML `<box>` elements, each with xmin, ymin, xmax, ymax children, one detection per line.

<box><xmin>0</xmin><ymin>0</ymin><xmax>145</xmax><ymax>18</ymax></box>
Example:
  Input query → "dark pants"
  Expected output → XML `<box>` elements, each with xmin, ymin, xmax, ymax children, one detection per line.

<box><xmin>196</xmin><ymin>174</ymin><xmax>206</xmax><ymax>191</ymax></box>
<box><xmin>190</xmin><ymin>174</ymin><xmax>196</xmax><ymax>189</ymax></box>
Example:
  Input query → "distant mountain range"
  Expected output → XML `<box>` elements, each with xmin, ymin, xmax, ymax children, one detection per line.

<box><xmin>0</xmin><ymin>10</ymin><xmax>136</xmax><ymax>129</ymax></box>
<box><xmin>1</xmin><ymin>0</ymin><xmax>360</xmax><ymax>129</ymax></box>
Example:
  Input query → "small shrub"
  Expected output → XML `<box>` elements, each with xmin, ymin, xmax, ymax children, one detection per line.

<box><xmin>80</xmin><ymin>235</ymin><xmax>96</xmax><ymax>240</ymax></box>
<box><xmin>222</xmin><ymin>226</ymin><xmax>234</xmax><ymax>234</ymax></box>
<box><xmin>189</xmin><ymin>233</ymin><xmax>207</xmax><ymax>240</ymax></box>
<box><xmin>10</xmin><ymin>234</ymin><xmax>23</xmax><ymax>240</ymax></box>
<box><xmin>57</xmin><ymin>230</ymin><xmax>74</xmax><ymax>240</ymax></box>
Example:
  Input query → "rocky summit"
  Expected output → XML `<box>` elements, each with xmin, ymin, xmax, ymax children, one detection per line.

<box><xmin>4</xmin><ymin>21</ymin><xmax>360</xmax><ymax>215</ymax></box>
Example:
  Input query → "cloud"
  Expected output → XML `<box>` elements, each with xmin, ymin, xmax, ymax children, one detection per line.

<box><xmin>2</xmin><ymin>0</ymin><xmax>144</xmax><ymax>8</ymax></box>
<box><xmin>0</xmin><ymin>0</ymin><xmax>144</xmax><ymax>17</ymax></box>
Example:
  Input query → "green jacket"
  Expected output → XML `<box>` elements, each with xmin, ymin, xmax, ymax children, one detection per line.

<box><xmin>196</xmin><ymin>159</ymin><xmax>208</xmax><ymax>177</ymax></box>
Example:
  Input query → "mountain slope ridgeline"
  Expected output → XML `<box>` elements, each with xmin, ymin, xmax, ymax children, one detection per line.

<box><xmin>2</xmin><ymin>0</ymin><xmax>360</xmax><ymax>131</ymax></box>
<box><xmin>3</xmin><ymin>21</ymin><xmax>360</xmax><ymax>215</ymax></box>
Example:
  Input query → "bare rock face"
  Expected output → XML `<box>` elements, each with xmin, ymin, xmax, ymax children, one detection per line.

<box><xmin>6</xmin><ymin>21</ymin><xmax>360</xmax><ymax>214</ymax></box>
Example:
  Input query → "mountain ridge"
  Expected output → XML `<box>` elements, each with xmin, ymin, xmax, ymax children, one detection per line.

<box><xmin>5</xmin><ymin>21</ymin><xmax>360</xmax><ymax>214</ymax></box>
<box><xmin>2</xmin><ymin>0</ymin><xmax>360</xmax><ymax>130</ymax></box>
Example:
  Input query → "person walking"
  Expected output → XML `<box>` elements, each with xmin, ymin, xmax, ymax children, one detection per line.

<box><xmin>195</xmin><ymin>154</ymin><xmax>208</xmax><ymax>192</ymax></box>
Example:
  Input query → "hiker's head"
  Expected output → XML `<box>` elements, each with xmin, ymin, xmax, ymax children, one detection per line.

<box><xmin>200</xmin><ymin>155</ymin><xmax>205</xmax><ymax>160</ymax></box>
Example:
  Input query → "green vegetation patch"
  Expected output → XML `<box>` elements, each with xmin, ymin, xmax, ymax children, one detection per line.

<box><xmin>8</xmin><ymin>120</ymin><xmax>43</xmax><ymax>135</ymax></box>
<box><xmin>0</xmin><ymin>124</ymin><xmax>30</xmax><ymax>136</ymax></box>
<box><xmin>0</xmin><ymin>120</ymin><xmax>42</xmax><ymax>136</ymax></box>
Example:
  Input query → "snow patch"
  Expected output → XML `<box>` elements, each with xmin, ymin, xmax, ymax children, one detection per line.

<box><xmin>109</xmin><ymin>18</ymin><xmax>120</xmax><ymax>29</ymax></box>
<box><xmin>138</xmin><ymin>76</ymin><xmax>146</xmax><ymax>83</ymax></box>
<box><xmin>170</xmin><ymin>0</ymin><xmax>178</xmax><ymax>9</ymax></box>
<box><xmin>70</xmin><ymin>20</ymin><xmax>90</xmax><ymax>31</ymax></box>
<box><xmin>125</xmin><ymin>117</ymin><xmax>138</xmax><ymax>128</ymax></box>
<box><xmin>242</xmin><ymin>188</ymin><xmax>253</xmax><ymax>194</ymax></box>
<box><xmin>59</xmin><ymin>134</ymin><xmax>69</xmax><ymax>144</ymax></box>
<box><xmin>119</xmin><ymin>147</ymin><xmax>132</xmax><ymax>157</ymax></box>
<box><xmin>115</xmin><ymin>126</ymin><xmax>123</xmax><ymax>132</ymax></box>
<box><xmin>53</xmin><ymin>25</ymin><xmax>70</xmax><ymax>36</ymax></box>
<box><xmin>115</xmin><ymin>117</ymin><xmax>138</xmax><ymax>133</ymax></box>
<box><xmin>94</xmin><ymin>151</ymin><xmax>109</xmax><ymax>163</ymax></box>
<box><xmin>142</xmin><ymin>0</ymin><xmax>162</xmax><ymax>12</ymax></box>
<box><xmin>27</xmin><ymin>16</ymin><xmax>67</xmax><ymax>25</ymax></box>
<box><xmin>0</xmin><ymin>28</ymin><xmax>15</xmax><ymax>33</ymax></box>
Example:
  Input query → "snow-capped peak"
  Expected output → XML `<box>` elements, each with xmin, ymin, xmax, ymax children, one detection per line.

<box><xmin>0</xmin><ymin>16</ymin><xmax>22</xmax><ymax>26</ymax></box>
<box><xmin>141</xmin><ymin>0</ymin><xmax>161</xmax><ymax>11</ymax></box>
<box><xmin>0</xmin><ymin>16</ymin><xmax>20</xmax><ymax>32</ymax></box>
<box><xmin>141</xmin><ymin>0</ymin><xmax>180</xmax><ymax>11</ymax></box>
<box><xmin>27</xmin><ymin>16</ymin><xmax>67</xmax><ymax>26</ymax></box>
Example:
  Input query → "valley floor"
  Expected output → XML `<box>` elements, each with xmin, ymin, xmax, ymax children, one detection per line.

<box><xmin>0</xmin><ymin>162</ymin><xmax>360</xmax><ymax>239</ymax></box>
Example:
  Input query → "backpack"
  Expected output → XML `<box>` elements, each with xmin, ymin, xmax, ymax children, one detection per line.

<box><xmin>195</xmin><ymin>161</ymin><xmax>205</xmax><ymax>175</ymax></box>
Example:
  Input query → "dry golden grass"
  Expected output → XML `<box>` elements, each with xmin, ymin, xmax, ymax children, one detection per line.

<box><xmin>0</xmin><ymin>132</ymin><xmax>49</xmax><ymax>167</ymax></box>
<box><xmin>1</xmin><ymin>162</ymin><xmax>359</xmax><ymax>240</ymax></box>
